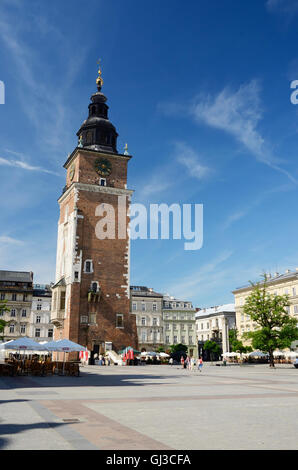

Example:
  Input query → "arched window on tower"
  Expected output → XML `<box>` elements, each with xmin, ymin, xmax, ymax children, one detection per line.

<box><xmin>91</xmin><ymin>106</ymin><xmax>96</xmax><ymax>115</ymax></box>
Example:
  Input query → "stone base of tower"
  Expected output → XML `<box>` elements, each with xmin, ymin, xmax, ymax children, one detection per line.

<box><xmin>53</xmin><ymin>283</ymin><xmax>138</xmax><ymax>357</ymax></box>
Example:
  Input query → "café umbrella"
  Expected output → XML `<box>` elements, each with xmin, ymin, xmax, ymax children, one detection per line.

<box><xmin>248</xmin><ymin>350</ymin><xmax>268</xmax><ymax>358</ymax></box>
<box><xmin>0</xmin><ymin>337</ymin><xmax>48</xmax><ymax>368</ymax></box>
<box><xmin>44</xmin><ymin>339</ymin><xmax>86</xmax><ymax>375</ymax></box>
<box><xmin>1</xmin><ymin>337</ymin><xmax>47</xmax><ymax>351</ymax></box>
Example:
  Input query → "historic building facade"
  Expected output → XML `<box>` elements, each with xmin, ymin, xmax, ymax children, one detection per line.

<box><xmin>162</xmin><ymin>295</ymin><xmax>197</xmax><ymax>357</ymax></box>
<box><xmin>51</xmin><ymin>65</ymin><xmax>138</xmax><ymax>358</ymax></box>
<box><xmin>195</xmin><ymin>304</ymin><xmax>236</xmax><ymax>358</ymax></box>
<box><xmin>0</xmin><ymin>270</ymin><xmax>33</xmax><ymax>341</ymax></box>
<box><xmin>30</xmin><ymin>284</ymin><xmax>53</xmax><ymax>342</ymax></box>
<box><xmin>233</xmin><ymin>269</ymin><xmax>298</xmax><ymax>349</ymax></box>
<box><xmin>130</xmin><ymin>286</ymin><xmax>164</xmax><ymax>351</ymax></box>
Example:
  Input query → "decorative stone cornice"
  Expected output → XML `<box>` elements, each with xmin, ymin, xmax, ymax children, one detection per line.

<box><xmin>58</xmin><ymin>182</ymin><xmax>134</xmax><ymax>204</ymax></box>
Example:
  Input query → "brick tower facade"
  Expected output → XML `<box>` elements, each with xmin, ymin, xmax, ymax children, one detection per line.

<box><xmin>51</xmin><ymin>64</ymin><xmax>138</xmax><ymax>357</ymax></box>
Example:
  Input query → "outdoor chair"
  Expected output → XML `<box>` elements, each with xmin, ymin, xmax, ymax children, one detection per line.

<box><xmin>44</xmin><ymin>361</ymin><xmax>55</xmax><ymax>375</ymax></box>
<box><xmin>23</xmin><ymin>360</ymin><xmax>32</xmax><ymax>375</ymax></box>
<box><xmin>31</xmin><ymin>362</ymin><xmax>44</xmax><ymax>376</ymax></box>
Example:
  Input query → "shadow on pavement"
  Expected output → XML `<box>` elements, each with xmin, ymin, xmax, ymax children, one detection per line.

<box><xmin>0</xmin><ymin>422</ymin><xmax>68</xmax><ymax>450</ymax></box>
<box><xmin>0</xmin><ymin>370</ymin><xmax>183</xmax><ymax>390</ymax></box>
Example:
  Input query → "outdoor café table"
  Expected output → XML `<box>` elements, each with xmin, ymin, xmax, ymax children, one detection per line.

<box><xmin>0</xmin><ymin>362</ymin><xmax>15</xmax><ymax>376</ymax></box>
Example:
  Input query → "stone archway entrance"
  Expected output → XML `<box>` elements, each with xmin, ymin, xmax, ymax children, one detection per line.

<box><xmin>90</xmin><ymin>340</ymin><xmax>105</xmax><ymax>365</ymax></box>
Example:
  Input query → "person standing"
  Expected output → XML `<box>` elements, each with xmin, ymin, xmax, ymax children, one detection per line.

<box><xmin>181</xmin><ymin>356</ymin><xmax>185</xmax><ymax>369</ymax></box>
<box><xmin>198</xmin><ymin>356</ymin><xmax>203</xmax><ymax>372</ymax></box>
<box><xmin>169</xmin><ymin>357</ymin><xmax>173</xmax><ymax>366</ymax></box>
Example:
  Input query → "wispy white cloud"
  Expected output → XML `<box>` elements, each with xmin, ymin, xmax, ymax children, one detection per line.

<box><xmin>0</xmin><ymin>236</ymin><xmax>24</xmax><ymax>246</ymax></box>
<box><xmin>191</xmin><ymin>80</ymin><xmax>297</xmax><ymax>184</ymax></box>
<box><xmin>0</xmin><ymin>2</ymin><xmax>87</xmax><ymax>155</ymax></box>
<box><xmin>222</xmin><ymin>182</ymin><xmax>295</xmax><ymax>230</ymax></box>
<box><xmin>175</xmin><ymin>142</ymin><xmax>211</xmax><ymax>181</ymax></box>
<box><xmin>0</xmin><ymin>155</ymin><xmax>60</xmax><ymax>176</ymax></box>
<box><xmin>159</xmin><ymin>80</ymin><xmax>297</xmax><ymax>184</ymax></box>
<box><xmin>165</xmin><ymin>250</ymin><xmax>234</xmax><ymax>301</ymax></box>
<box><xmin>134</xmin><ymin>142</ymin><xmax>212</xmax><ymax>203</ymax></box>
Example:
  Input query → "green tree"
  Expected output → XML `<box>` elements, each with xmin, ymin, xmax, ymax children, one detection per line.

<box><xmin>0</xmin><ymin>300</ymin><xmax>9</xmax><ymax>341</ymax></box>
<box><xmin>169</xmin><ymin>343</ymin><xmax>188</xmax><ymax>354</ymax></box>
<box><xmin>229</xmin><ymin>328</ymin><xmax>252</xmax><ymax>354</ymax></box>
<box><xmin>203</xmin><ymin>340</ymin><xmax>221</xmax><ymax>361</ymax></box>
<box><xmin>156</xmin><ymin>346</ymin><xmax>165</xmax><ymax>353</ymax></box>
<box><xmin>242</xmin><ymin>277</ymin><xmax>298</xmax><ymax>368</ymax></box>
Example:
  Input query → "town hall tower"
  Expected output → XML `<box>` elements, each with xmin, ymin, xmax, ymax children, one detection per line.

<box><xmin>51</xmin><ymin>64</ymin><xmax>138</xmax><ymax>358</ymax></box>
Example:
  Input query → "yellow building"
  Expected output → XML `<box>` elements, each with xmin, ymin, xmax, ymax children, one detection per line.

<box><xmin>232</xmin><ymin>269</ymin><xmax>298</xmax><ymax>349</ymax></box>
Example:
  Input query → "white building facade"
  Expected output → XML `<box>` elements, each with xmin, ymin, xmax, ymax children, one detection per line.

<box><xmin>130</xmin><ymin>286</ymin><xmax>164</xmax><ymax>351</ymax></box>
<box><xmin>163</xmin><ymin>295</ymin><xmax>197</xmax><ymax>357</ymax></box>
<box><xmin>195</xmin><ymin>304</ymin><xmax>236</xmax><ymax>358</ymax></box>
<box><xmin>30</xmin><ymin>284</ymin><xmax>53</xmax><ymax>342</ymax></box>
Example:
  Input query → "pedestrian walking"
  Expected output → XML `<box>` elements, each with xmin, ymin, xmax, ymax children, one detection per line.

<box><xmin>190</xmin><ymin>357</ymin><xmax>195</xmax><ymax>371</ymax></box>
<box><xmin>198</xmin><ymin>356</ymin><xmax>203</xmax><ymax>372</ymax></box>
<box><xmin>169</xmin><ymin>357</ymin><xmax>173</xmax><ymax>366</ymax></box>
<box><xmin>181</xmin><ymin>356</ymin><xmax>184</xmax><ymax>369</ymax></box>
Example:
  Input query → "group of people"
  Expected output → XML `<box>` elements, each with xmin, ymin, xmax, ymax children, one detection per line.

<box><xmin>94</xmin><ymin>353</ymin><xmax>111</xmax><ymax>366</ymax></box>
<box><xmin>169</xmin><ymin>355</ymin><xmax>203</xmax><ymax>371</ymax></box>
<box><xmin>181</xmin><ymin>356</ymin><xmax>203</xmax><ymax>372</ymax></box>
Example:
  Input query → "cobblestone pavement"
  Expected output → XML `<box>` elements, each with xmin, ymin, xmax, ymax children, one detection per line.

<box><xmin>1</xmin><ymin>363</ymin><xmax>298</xmax><ymax>450</ymax></box>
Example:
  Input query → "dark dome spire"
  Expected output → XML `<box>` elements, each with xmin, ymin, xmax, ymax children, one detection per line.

<box><xmin>76</xmin><ymin>61</ymin><xmax>118</xmax><ymax>153</ymax></box>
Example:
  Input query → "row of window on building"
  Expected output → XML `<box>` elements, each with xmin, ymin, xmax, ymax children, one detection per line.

<box><xmin>7</xmin><ymin>324</ymin><xmax>53</xmax><ymax>337</ymax></box>
<box><xmin>164</xmin><ymin>335</ymin><xmax>194</xmax><ymax>344</ymax></box>
<box><xmin>0</xmin><ymin>293</ymin><xmax>30</xmax><ymax>301</ymax></box>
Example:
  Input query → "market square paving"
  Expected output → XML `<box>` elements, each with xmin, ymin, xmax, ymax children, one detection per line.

<box><xmin>1</xmin><ymin>363</ymin><xmax>298</xmax><ymax>450</ymax></box>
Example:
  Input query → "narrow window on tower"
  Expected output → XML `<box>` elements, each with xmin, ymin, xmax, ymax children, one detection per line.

<box><xmin>100</xmin><ymin>178</ymin><xmax>106</xmax><ymax>186</ymax></box>
<box><xmin>84</xmin><ymin>260</ymin><xmax>93</xmax><ymax>273</ymax></box>
<box><xmin>116</xmin><ymin>314</ymin><xmax>124</xmax><ymax>328</ymax></box>
<box><xmin>60</xmin><ymin>291</ymin><xmax>66</xmax><ymax>310</ymax></box>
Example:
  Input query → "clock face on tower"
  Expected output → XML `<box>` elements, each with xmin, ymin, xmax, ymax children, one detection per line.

<box><xmin>94</xmin><ymin>158</ymin><xmax>112</xmax><ymax>177</ymax></box>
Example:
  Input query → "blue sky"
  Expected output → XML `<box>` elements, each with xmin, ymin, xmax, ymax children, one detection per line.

<box><xmin>1</xmin><ymin>0</ymin><xmax>298</xmax><ymax>308</ymax></box>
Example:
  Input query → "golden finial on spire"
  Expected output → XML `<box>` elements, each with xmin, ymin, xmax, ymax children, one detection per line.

<box><xmin>96</xmin><ymin>58</ymin><xmax>103</xmax><ymax>90</ymax></box>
